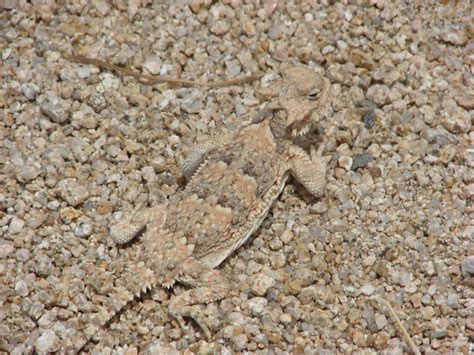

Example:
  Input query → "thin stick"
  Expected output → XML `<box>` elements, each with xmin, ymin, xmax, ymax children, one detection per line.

<box><xmin>61</xmin><ymin>52</ymin><xmax>261</xmax><ymax>88</ymax></box>
<box><xmin>381</xmin><ymin>297</ymin><xmax>421</xmax><ymax>355</ymax></box>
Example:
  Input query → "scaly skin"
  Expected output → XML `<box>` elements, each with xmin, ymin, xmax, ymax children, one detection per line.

<box><xmin>29</xmin><ymin>65</ymin><xmax>332</xmax><ymax>353</ymax></box>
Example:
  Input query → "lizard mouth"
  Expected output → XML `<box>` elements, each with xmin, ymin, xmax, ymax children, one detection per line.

<box><xmin>286</xmin><ymin>113</ymin><xmax>312</xmax><ymax>137</ymax></box>
<box><xmin>286</xmin><ymin>100</ymin><xmax>333</xmax><ymax>137</ymax></box>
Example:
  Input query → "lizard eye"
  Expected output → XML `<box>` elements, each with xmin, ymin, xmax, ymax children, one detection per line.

<box><xmin>308</xmin><ymin>88</ymin><xmax>320</xmax><ymax>100</ymax></box>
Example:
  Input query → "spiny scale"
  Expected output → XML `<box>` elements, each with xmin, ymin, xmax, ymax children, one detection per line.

<box><xmin>29</xmin><ymin>66</ymin><xmax>333</xmax><ymax>353</ymax></box>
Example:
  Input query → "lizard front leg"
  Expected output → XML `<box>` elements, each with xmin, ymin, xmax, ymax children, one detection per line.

<box><xmin>109</xmin><ymin>202</ymin><xmax>167</xmax><ymax>244</ymax></box>
<box><xmin>168</xmin><ymin>258</ymin><xmax>230</xmax><ymax>339</ymax></box>
<box><xmin>288</xmin><ymin>143</ymin><xmax>329</xmax><ymax>197</ymax></box>
<box><xmin>182</xmin><ymin>138</ymin><xmax>227</xmax><ymax>180</ymax></box>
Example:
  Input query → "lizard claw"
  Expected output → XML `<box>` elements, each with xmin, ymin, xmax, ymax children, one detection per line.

<box><xmin>310</xmin><ymin>142</ymin><xmax>325</xmax><ymax>160</ymax></box>
<box><xmin>173</xmin><ymin>315</ymin><xmax>187</xmax><ymax>332</ymax></box>
<box><xmin>310</xmin><ymin>143</ymin><xmax>331</xmax><ymax>168</ymax></box>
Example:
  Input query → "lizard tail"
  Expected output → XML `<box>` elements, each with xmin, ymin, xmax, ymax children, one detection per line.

<box><xmin>70</xmin><ymin>260</ymin><xmax>157</xmax><ymax>352</ymax></box>
<box><xmin>22</xmin><ymin>260</ymin><xmax>157</xmax><ymax>354</ymax></box>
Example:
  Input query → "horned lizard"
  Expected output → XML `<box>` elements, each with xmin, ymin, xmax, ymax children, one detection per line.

<box><xmin>32</xmin><ymin>65</ymin><xmax>332</xmax><ymax>352</ymax></box>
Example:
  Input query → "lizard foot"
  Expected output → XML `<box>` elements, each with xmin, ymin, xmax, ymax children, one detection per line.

<box><xmin>170</xmin><ymin>305</ymin><xmax>212</xmax><ymax>339</ymax></box>
<box><xmin>168</xmin><ymin>258</ymin><xmax>229</xmax><ymax>339</ymax></box>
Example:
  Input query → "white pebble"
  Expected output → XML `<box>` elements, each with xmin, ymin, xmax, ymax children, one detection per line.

<box><xmin>15</xmin><ymin>280</ymin><xmax>29</xmax><ymax>297</ymax></box>
<box><xmin>360</xmin><ymin>283</ymin><xmax>375</xmax><ymax>296</ymax></box>
<box><xmin>35</xmin><ymin>329</ymin><xmax>60</xmax><ymax>353</ymax></box>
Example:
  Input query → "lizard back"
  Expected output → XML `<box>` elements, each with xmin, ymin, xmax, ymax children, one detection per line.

<box><xmin>163</xmin><ymin>119</ymin><xmax>289</xmax><ymax>268</ymax></box>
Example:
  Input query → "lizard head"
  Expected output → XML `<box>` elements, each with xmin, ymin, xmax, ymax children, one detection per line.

<box><xmin>255</xmin><ymin>65</ymin><xmax>332</xmax><ymax>138</ymax></box>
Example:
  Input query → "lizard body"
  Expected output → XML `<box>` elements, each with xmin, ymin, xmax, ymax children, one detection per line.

<box><xmin>30</xmin><ymin>65</ymin><xmax>332</xmax><ymax>352</ymax></box>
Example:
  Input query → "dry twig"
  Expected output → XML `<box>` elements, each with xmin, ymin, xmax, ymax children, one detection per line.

<box><xmin>61</xmin><ymin>52</ymin><xmax>261</xmax><ymax>88</ymax></box>
<box><xmin>380</xmin><ymin>297</ymin><xmax>421</xmax><ymax>355</ymax></box>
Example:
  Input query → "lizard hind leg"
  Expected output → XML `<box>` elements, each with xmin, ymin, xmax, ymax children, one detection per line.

<box><xmin>168</xmin><ymin>258</ymin><xmax>230</xmax><ymax>339</ymax></box>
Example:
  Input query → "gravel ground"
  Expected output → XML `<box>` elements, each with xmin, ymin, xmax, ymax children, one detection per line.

<box><xmin>1</xmin><ymin>1</ymin><xmax>473</xmax><ymax>354</ymax></box>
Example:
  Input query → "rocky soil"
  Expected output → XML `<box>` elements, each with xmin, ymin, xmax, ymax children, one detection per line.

<box><xmin>0</xmin><ymin>0</ymin><xmax>472</xmax><ymax>353</ymax></box>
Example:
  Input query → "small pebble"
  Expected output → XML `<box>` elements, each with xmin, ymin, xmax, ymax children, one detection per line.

<box><xmin>57</xmin><ymin>178</ymin><xmax>90</xmax><ymax>207</ymax></box>
<box><xmin>366</xmin><ymin>84</ymin><xmax>391</xmax><ymax>106</ymax></box>
<box><xmin>76</xmin><ymin>66</ymin><xmax>91</xmax><ymax>79</ymax></box>
<box><xmin>363</xmin><ymin>255</ymin><xmax>377</xmax><ymax>267</ymax></box>
<box><xmin>363</xmin><ymin>108</ymin><xmax>376</xmax><ymax>129</ymax></box>
<box><xmin>461</xmin><ymin>256</ymin><xmax>474</xmax><ymax>275</ymax></box>
<box><xmin>41</xmin><ymin>99</ymin><xmax>69</xmax><ymax>123</ymax></box>
<box><xmin>252</xmin><ymin>273</ymin><xmax>275</xmax><ymax>296</ymax></box>
<box><xmin>231</xmin><ymin>333</ymin><xmax>248</xmax><ymax>351</ymax></box>
<box><xmin>0</xmin><ymin>243</ymin><xmax>15</xmax><ymax>258</ymax></box>
<box><xmin>410</xmin><ymin>294</ymin><xmax>422</xmax><ymax>308</ymax></box>
<box><xmin>375</xmin><ymin>314</ymin><xmax>388</xmax><ymax>330</ymax></box>
<box><xmin>248</xmin><ymin>297</ymin><xmax>268</xmax><ymax>316</ymax></box>
<box><xmin>88</xmin><ymin>93</ymin><xmax>107</xmax><ymax>113</ymax></box>
<box><xmin>21</xmin><ymin>83</ymin><xmax>40</xmax><ymax>100</ymax></box>
<box><xmin>15</xmin><ymin>248</ymin><xmax>31</xmax><ymax>262</ymax></box>
<box><xmin>16</xmin><ymin>165</ymin><xmax>41</xmax><ymax>183</ymax></box>
<box><xmin>430</xmin><ymin>330</ymin><xmax>448</xmax><ymax>339</ymax></box>
<box><xmin>9</xmin><ymin>217</ymin><xmax>25</xmax><ymax>235</ymax></box>
<box><xmin>95</xmin><ymin>1</ymin><xmax>110</xmax><ymax>16</ymax></box>
<box><xmin>210</xmin><ymin>20</ymin><xmax>230</xmax><ymax>35</ymax></box>
<box><xmin>338</xmin><ymin>155</ymin><xmax>353</xmax><ymax>171</ymax></box>
<box><xmin>422</xmin><ymin>127</ymin><xmax>456</xmax><ymax>146</ymax></box>
<box><xmin>442</xmin><ymin>111</ymin><xmax>472</xmax><ymax>134</ymax></box>
<box><xmin>351</xmin><ymin>153</ymin><xmax>372</xmax><ymax>170</ymax></box>
<box><xmin>60</xmin><ymin>207</ymin><xmax>82</xmax><ymax>223</ymax></box>
<box><xmin>15</xmin><ymin>280</ymin><xmax>29</xmax><ymax>297</ymax></box>
<box><xmin>405</xmin><ymin>282</ymin><xmax>417</xmax><ymax>293</ymax></box>
<box><xmin>35</xmin><ymin>329</ymin><xmax>60</xmax><ymax>353</ymax></box>
<box><xmin>34</xmin><ymin>255</ymin><xmax>54</xmax><ymax>277</ymax></box>
<box><xmin>440</xmin><ymin>29</ymin><xmax>468</xmax><ymax>46</ymax></box>
<box><xmin>422</xmin><ymin>306</ymin><xmax>435</xmax><ymax>320</ymax></box>
<box><xmin>75</xmin><ymin>220</ymin><xmax>93</xmax><ymax>238</ymax></box>
<box><xmin>360</xmin><ymin>283</ymin><xmax>375</xmax><ymax>296</ymax></box>
<box><xmin>181</xmin><ymin>90</ymin><xmax>202</xmax><ymax>114</ymax></box>
<box><xmin>279</xmin><ymin>313</ymin><xmax>292</xmax><ymax>324</ymax></box>
<box><xmin>143</xmin><ymin>58</ymin><xmax>162</xmax><ymax>75</ymax></box>
<box><xmin>446</xmin><ymin>293</ymin><xmax>459</xmax><ymax>309</ymax></box>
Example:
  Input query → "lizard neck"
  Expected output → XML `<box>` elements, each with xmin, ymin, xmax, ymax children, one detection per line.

<box><xmin>269</xmin><ymin>110</ymin><xmax>288</xmax><ymax>141</ymax></box>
